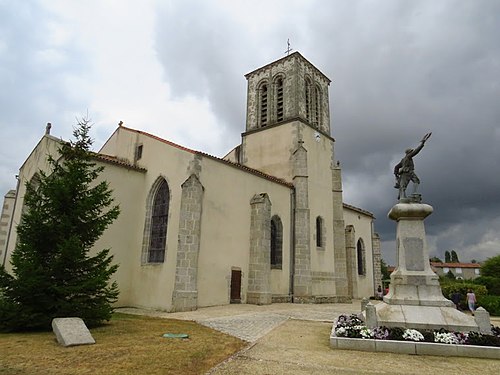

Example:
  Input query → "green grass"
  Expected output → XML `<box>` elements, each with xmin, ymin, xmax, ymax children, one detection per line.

<box><xmin>0</xmin><ymin>313</ymin><xmax>246</xmax><ymax>375</ymax></box>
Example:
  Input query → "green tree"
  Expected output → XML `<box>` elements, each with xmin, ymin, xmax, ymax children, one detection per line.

<box><xmin>476</xmin><ymin>255</ymin><xmax>500</xmax><ymax>296</ymax></box>
<box><xmin>445</xmin><ymin>251</ymin><xmax>451</xmax><ymax>263</ymax></box>
<box><xmin>450</xmin><ymin>250</ymin><xmax>459</xmax><ymax>263</ymax></box>
<box><xmin>481</xmin><ymin>255</ymin><xmax>500</xmax><ymax>277</ymax></box>
<box><xmin>429</xmin><ymin>256</ymin><xmax>443</xmax><ymax>263</ymax></box>
<box><xmin>380</xmin><ymin>259</ymin><xmax>391</xmax><ymax>281</ymax></box>
<box><xmin>0</xmin><ymin>118</ymin><xmax>120</xmax><ymax>332</ymax></box>
<box><xmin>445</xmin><ymin>270</ymin><xmax>456</xmax><ymax>280</ymax></box>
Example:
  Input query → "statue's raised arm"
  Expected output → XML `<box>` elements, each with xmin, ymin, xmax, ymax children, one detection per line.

<box><xmin>394</xmin><ymin>132</ymin><xmax>431</xmax><ymax>201</ymax></box>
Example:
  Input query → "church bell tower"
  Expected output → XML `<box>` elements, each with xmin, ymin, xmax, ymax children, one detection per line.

<box><xmin>238</xmin><ymin>52</ymin><xmax>350</xmax><ymax>303</ymax></box>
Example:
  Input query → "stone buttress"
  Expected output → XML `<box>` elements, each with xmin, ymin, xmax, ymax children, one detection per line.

<box><xmin>171</xmin><ymin>170</ymin><xmax>204</xmax><ymax>312</ymax></box>
<box><xmin>247</xmin><ymin>193</ymin><xmax>272</xmax><ymax>305</ymax></box>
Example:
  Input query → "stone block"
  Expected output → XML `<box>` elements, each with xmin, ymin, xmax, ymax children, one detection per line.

<box><xmin>330</xmin><ymin>336</ymin><xmax>338</xmax><ymax>348</ymax></box>
<box><xmin>52</xmin><ymin>318</ymin><xmax>95</xmax><ymax>347</ymax></box>
<box><xmin>247</xmin><ymin>291</ymin><xmax>272</xmax><ymax>305</ymax></box>
<box><xmin>474</xmin><ymin>307</ymin><xmax>492</xmax><ymax>334</ymax></box>
<box><xmin>336</xmin><ymin>337</ymin><xmax>376</xmax><ymax>351</ymax></box>
<box><xmin>456</xmin><ymin>344</ymin><xmax>500</xmax><ymax>359</ymax></box>
<box><xmin>415</xmin><ymin>342</ymin><xmax>457</xmax><ymax>357</ymax></box>
<box><xmin>375</xmin><ymin>340</ymin><xmax>416</xmax><ymax>354</ymax></box>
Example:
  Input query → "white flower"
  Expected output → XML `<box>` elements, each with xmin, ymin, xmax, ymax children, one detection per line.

<box><xmin>434</xmin><ymin>332</ymin><xmax>458</xmax><ymax>344</ymax></box>
<box><xmin>335</xmin><ymin>327</ymin><xmax>347</xmax><ymax>337</ymax></box>
<box><xmin>360</xmin><ymin>327</ymin><xmax>373</xmax><ymax>339</ymax></box>
<box><xmin>403</xmin><ymin>329</ymin><xmax>424</xmax><ymax>342</ymax></box>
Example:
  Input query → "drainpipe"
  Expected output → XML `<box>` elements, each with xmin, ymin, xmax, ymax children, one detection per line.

<box><xmin>2</xmin><ymin>175</ymin><xmax>20</xmax><ymax>268</ymax></box>
<box><xmin>289</xmin><ymin>187</ymin><xmax>296</xmax><ymax>302</ymax></box>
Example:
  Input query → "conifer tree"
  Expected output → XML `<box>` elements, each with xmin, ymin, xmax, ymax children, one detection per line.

<box><xmin>0</xmin><ymin>118</ymin><xmax>120</xmax><ymax>331</ymax></box>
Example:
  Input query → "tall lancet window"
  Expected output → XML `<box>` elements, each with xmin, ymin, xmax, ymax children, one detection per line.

<box><xmin>270</xmin><ymin>215</ymin><xmax>283</xmax><ymax>269</ymax></box>
<box><xmin>148</xmin><ymin>179</ymin><xmax>170</xmax><ymax>263</ymax></box>
<box><xmin>357</xmin><ymin>238</ymin><xmax>366</xmax><ymax>276</ymax></box>
<box><xmin>305</xmin><ymin>77</ymin><xmax>312</xmax><ymax>122</ymax></box>
<box><xmin>260</xmin><ymin>83</ymin><xmax>268</xmax><ymax>127</ymax></box>
<box><xmin>313</xmin><ymin>85</ymin><xmax>321</xmax><ymax>128</ymax></box>
<box><xmin>276</xmin><ymin>77</ymin><xmax>284</xmax><ymax>122</ymax></box>
<box><xmin>316</xmin><ymin>216</ymin><xmax>325</xmax><ymax>248</ymax></box>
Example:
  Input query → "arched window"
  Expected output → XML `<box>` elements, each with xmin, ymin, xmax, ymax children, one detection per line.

<box><xmin>305</xmin><ymin>77</ymin><xmax>311</xmax><ymax>122</ymax></box>
<box><xmin>275</xmin><ymin>77</ymin><xmax>284</xmax><ymax>122</ymax></box>
<box><xmin>142</xmin><ymin>178</ymin><xmax>170</xmax><ymax>263</ymax></box>
<box><xmin>357</xmin><ymin>238</ymin><xmax>366</xmax><ymax>276</ymax></box>
<box><xmin>316</xmin><ymin>216</ymin><xmax>325</xmax><ymax>248</ymax></box>
<box><xmin>259</xmin><ymin>83</ymin><xmax>268</xmax><ymax>127</ymax></box>
<box><xmin>313</xmin><ymin>85</ymin><xmax>321</xmax><ymax>128</ymax></box>
<box><xmin>270</xmin><ymin>215</ymin><xmax>283</xmax><ymax>269</ymax></box>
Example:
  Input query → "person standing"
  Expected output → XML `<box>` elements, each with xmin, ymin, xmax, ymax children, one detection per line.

<box><xmin>466</xmin><ymin>289</ymin><xmax>476</xmax><ymax>314</ymax></box>
<box><xmin>451</xmin><ymin>291</ymin><xmax>462</xmax><ymax>310</ymax></box>
<box><xmin>377</xmin><ymin>285</ymin><xmax>383</xmax><ymax>300</ymax></box>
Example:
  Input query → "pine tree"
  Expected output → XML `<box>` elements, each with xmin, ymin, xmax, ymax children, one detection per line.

<box><xmin>445</xmin><ymin>251</ymin><xmax>451</xmax><ymax>263</ymax></box>
<box><xmin>450</xmin><ymin>250</ymin><xmax>459</xmax><ymax>263</ymax></box>
<box><xmin>0</xmin><ymin>118</ymin><xmax>120</xmax><ymax>331</ymax></box>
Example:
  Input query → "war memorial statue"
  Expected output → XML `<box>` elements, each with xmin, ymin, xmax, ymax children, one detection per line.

<box><xmin>361</xmin><ymin>131</ymin><xmax>489</xmax><ymax>335</ymax></box>
<box><xmin>394</xmin><ymin>132</ymin><xmax>431</xmax><ymax>201</ymax></box>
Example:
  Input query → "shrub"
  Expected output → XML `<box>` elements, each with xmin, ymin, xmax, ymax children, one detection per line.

<box><xmin>441</xmin><ymin>282</ymin><xmax>487</xmax><ymax>309</ymax></box>
<box><xmin>478</xmin><ymin>295</ymin><xmax>500</xmax><ymax>316</ymax></box>
<box><xmin>474</xmin><ymin>276</ymin><xmax>500</xmax><ymax>296</ymax></box>
<box><xmin>467</xmin><ymin>331</ymin><xmax>500</xmax><ymax>347</ymax></box>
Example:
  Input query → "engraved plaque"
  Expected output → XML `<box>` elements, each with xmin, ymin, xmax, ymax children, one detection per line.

<box><xmin>404</xmin><ymin>237</ymin><xmax>424</xmax><ymax>271</ymax></box>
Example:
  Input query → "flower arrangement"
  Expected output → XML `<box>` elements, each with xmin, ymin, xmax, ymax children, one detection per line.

<box><xmin>333</xmin><ymin>314</ymin><xmax>500</xmax><ymax>347</ymax></box>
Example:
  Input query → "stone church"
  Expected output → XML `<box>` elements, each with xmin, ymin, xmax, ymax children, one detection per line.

<box><xmin>1</xmin><ymin>52</ymin><xmax>381</xmax><ymax>312</ymax></box>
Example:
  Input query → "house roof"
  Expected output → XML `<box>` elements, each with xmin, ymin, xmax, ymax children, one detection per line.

<box><xmin>117</xmin><ymin>125</ymin><xmax>294</xmax><ymax>188</ymax></box>
<box><xmin>430</xmin><ymin>262</ymin><xmax>481</xmax><ymax>269</ymax></box>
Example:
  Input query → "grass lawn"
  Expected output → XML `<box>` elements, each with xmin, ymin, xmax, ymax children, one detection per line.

<box><xmin>0</xmin><ymin>313</ymin><xmax>247</xmax><ymax>375</ymax></box>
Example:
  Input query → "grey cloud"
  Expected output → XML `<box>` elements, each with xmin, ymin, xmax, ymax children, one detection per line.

<box><xmin>0</xmin><ymin>1</ymin><xmax>89</xmax><ymax>194</ymax></box>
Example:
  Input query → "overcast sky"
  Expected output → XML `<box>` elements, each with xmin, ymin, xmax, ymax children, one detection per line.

<box><xmin>1</xmin><ymin>0</ymin><xmax>499</xmax><ymax>265</ymax></box>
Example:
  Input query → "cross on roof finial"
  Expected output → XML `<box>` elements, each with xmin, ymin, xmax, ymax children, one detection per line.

<box><xmin>285</xmin><ymin>39</ymin><xmax>293</xmax><ymax>56</ymax></box>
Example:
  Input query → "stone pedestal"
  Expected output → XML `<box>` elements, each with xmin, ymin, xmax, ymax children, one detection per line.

<box><xmin>384</xmin><ymin>202</ymin><xmax>453</xmax><ymax>307</ymax></box>
<box><xmin>369</xmin><ymin>200</ymin><xmax>482</xmax><ymax>332</ymax></box>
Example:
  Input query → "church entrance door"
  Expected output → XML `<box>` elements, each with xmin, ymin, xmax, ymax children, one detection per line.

<box><xmin>230</xmin><ymin>269</ymin><xmax>241</xmax><ymax>303</ymax></box>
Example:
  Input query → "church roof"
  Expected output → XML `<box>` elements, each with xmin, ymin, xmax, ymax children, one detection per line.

<box><xmin>94</xmin><ymin>153</ymin><xmax>147</xmax><ymax>172</ymax></box>
<box><xmin>343</xmin><ymin>203</ymin><xmax>374</xmax><ymax>218</ymax></box>
<box><xmin>117</xmin><ymin>126</ymin><xmax>294</xmax><ymax>188</ymax></box>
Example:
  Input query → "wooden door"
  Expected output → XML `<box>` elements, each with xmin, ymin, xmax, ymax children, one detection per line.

<box><xmin>230</xmin><ymin>270</ymin><xmax>241</xmax><ymax>303</ymax></box>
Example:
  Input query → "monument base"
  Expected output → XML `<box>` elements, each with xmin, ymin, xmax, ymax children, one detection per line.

<box><xmin>369</xmin><ymin>302</ymin><xmax>479</xmax><ymax>332</ymax></box>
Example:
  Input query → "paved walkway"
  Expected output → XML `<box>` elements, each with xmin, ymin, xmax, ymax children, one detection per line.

<box><xmin>117</xmin><ymin>301</ymin><xmax>363</xmax><ymax>342</ymax></box>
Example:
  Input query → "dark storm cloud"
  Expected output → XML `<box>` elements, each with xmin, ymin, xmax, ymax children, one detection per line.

<box><xmin>153</xmin><ymin>0</ymin><xmax>315</xmax><ymax>152</ymax></box>
<box><xmin>153</xmin><ymin>0</ymin><xmax>500</xmax><ymax>263</ymax></box>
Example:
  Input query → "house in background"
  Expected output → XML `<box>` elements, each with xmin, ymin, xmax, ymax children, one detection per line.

<box><xmin>430</xmin><ymin>262</ymin><xmax>481</xmax><ymax>280</ymax></box>
<box><xmin>1</xmin><ymin>52</ymin><xmax>382</xmax><ymax>312</ymax></box>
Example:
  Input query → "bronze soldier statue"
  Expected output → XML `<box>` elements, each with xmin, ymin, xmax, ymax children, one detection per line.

<box><xmin>394</xmin><ymin>132</ymin><xmax>432</xmax><ymax>200</ymax></box>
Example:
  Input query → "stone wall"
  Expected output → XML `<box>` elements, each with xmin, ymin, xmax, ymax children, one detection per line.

<box><xmin>345</xmin><ymin>225</ymin><xmax>357</xmax><ymax>298</ymax></box>
<box><xmin>0</xmin><ymin>190</ymin><xmax>16</xmax><ymax>263</ymax></box>
<box><xmin>247</xmin><ymin>193</ymin><xmax>272</xmax><ymax>305</ymax></box>
<box><xmin>171</xmin><ymin>173</ymin><xmax>204</xmax><ymax>312</ymax></box>
<box><xmin>331</xmin><ymin>164</ymin><xmax>349</xmax><ymax>299</ymax></box>
<box><xmin>292</xmin><ymin>141</ymin><xmax>313</xmax><ymax>302</ymax></box>
<box><xmin>372</xmin><ymin>232</ymin><xmax>382</xmax><ymax>294</ymax></box>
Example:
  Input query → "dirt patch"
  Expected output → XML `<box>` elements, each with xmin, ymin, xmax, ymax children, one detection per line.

<box><xmin>210</xmin><ymin>319</ymin><xmax>500</xmax><ymax>375</ymax></box>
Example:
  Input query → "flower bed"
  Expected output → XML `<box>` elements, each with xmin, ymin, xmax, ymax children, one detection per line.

<box><xmin>330</xmin><ymin>314</ymin><xmax>500</xmax><ymax>359</ymax></box>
